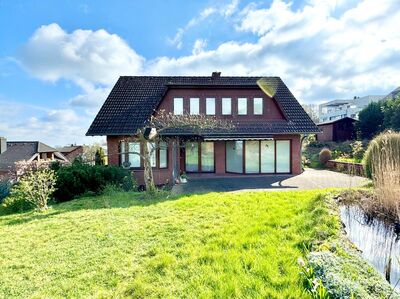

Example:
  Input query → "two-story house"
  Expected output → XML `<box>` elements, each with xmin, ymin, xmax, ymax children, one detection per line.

<box><xmin>86</xmin><ymin>73</ymin><xmax>319</xmax><ymax>186</ymax></box>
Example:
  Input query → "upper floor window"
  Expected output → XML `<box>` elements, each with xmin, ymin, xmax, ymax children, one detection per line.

<box><xmin>254</xmin><ymin>98</ymin><xmax>263</xmax><ymax>115</ymax></box>
<box><xmin>238</xmin><ymin>98</ymin><xmax>247</xmax><ymax>115</ymax></box>
<box><xmin>190</xmin><ymin>98</ymin><xmax>199</xmax><ymax>115</ymax></box>
<box><xmin>222</xmin><ymin>98</ymin><xmax>231</xmax><ymax>115</ymax></box>
<box><xmin>174</xmin><ymin>98</ymin><xmax>183</xmax><ymax>115</ymax></box>
<box><xmin>206</xmin><ymin>98</ymin><xmax>215</xmax><ymax>115</ymax></box>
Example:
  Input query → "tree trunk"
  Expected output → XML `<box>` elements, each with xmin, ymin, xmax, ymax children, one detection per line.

<box><xmin>142</xmin><ymin>139</ymin><xmax>156</xmax><ymax>192</ymax></box>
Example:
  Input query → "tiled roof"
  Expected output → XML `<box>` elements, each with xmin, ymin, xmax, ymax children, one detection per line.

<box><xmin>317</xmin><ymin>117</ymin><xmax>357</xmax><ymax>126</ymax></box>
<box><xmin>0</xmin><ymin>141</ymin><xmax>59</xmax><ymax>172</ymax></box>
<box><xmin>57</xmin><ymin>145</ymin><xmax>82</xmax><ymax>153</ymax></box>
<box><xmin>86</xmin><ymin>76</ymin><xmax>319</xmax><ymax>136</ymax></box>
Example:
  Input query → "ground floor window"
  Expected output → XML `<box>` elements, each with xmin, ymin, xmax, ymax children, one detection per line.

<box><xmin>185</xmin><ymin>141</ymin><xmax>214</xmax><ymax>172</ymax></box>
<box><xmin>226</xmin><ymin>139</ymin><xmax>291</xmax><ymax>174</ymax></box>
<box><xmin>121</xmin><ymin>141</ymin><xmax>168</xmax><ymax>169</ymax></box>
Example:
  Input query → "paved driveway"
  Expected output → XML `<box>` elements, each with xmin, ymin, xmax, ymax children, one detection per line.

<box><xmin>171</xmin><ymin>168</ymin><xmax>369</xmax><ymax>194</ymax></box>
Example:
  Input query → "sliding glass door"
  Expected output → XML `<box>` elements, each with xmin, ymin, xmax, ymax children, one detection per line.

<box><xmin>201</xmin><ymin>142</ymin><xmax>214</xmax><ymax>172</ymax></box>
<box><xmin>185</xmin><ymin>142</ymin><xmax>214</xmax><ymax>172</ymax></box>
<box><xmin>226</xmin><ymin>141</ymin><xmax>243</xmax><ymax>173</ymax></box>
<box><xmin>185</xmin><ymin>142</ymin><xmax>199</xmax><ymax>172</ymax></box>
<box><xmin>245</xmin><ymin>141</ymin><xmax>259</xmax><ymax>173</ymax></box>
<box><xmin>276</xmin><ymin>140</ymin><xmax>290</xmax><ymax>173</ymax></box>
<box><xmin>261</xmin><ymin>140</ymin><xmax>275</xmax><ymax>173</ymax></box>
<box><xmin>225</xmin><ymin>140</ymin><xmax>290</xmax><ymax>174</ymax></box>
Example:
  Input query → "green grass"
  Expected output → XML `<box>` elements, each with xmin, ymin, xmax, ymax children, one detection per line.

<box><xmin>332</xmin><ymin>157</ymin><xmax>362</xmax><ymax>164</ymax></box>
<box><xmin>0</xmin><ymin>190</ymin><xmax>338</xmax><ymax>298</ymax></box>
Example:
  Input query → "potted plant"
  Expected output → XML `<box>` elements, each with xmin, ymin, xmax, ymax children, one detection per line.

<box><xmin>180</xmin><ymin>172</ymin><xmax>188</xmax><ymax>183</ymax></box>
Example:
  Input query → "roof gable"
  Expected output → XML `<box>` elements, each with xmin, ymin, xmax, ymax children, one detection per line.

<box><xmin>86</xmin><ymin>76</ymin><xmax>319</xmax><ymax>136</ymax></box>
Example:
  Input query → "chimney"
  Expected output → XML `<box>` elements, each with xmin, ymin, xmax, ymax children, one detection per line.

<box><xmin>0</xmin><ymin>137</ymin><xmax>6</xmax><ymax>154</ymax></box>
<box><xmin>211</xmin><ymin>71</ymin><xmax>221</xmax><ymax>79</ymax></box>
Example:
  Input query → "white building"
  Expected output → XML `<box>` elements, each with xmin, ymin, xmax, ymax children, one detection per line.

<box><xmin>318</xmin><ymin>95</ymin><xmax>384</xmax><ymax>123</ymax></box>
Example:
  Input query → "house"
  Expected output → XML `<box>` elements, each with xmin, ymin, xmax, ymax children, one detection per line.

<box><xmin>0</xmin><ymin>138</ymin><xmax>69</xmax><ymax>177</ymax></box>
<box><xmin>86</xmin><ymin>73</ymin><xmax>319</xmax><ymax>186</ymax></box>
<box><xmin>318</xmin><ymin>95</ymin><xmax>384</xmax><ymax>123</ymax></box>
<box><xmin>316</xmin><ymin>117</ymin><xmax>357</xmax><ymax>142</ymax></box>
<box><xmin>57</xmin><ymin>145</ymin><xmax>83</xmax><ymax>162</ymax></box>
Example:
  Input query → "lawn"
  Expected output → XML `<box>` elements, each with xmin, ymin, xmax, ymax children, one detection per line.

<box><xmin>0</xmin><ymin>190</ymin><xmax>338</xmax><ymax>298</ymax></box>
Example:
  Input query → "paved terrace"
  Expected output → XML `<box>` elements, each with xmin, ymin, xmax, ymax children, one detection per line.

<box><xmin>172</xmin><ymin>168</ymin><xmax>369</xmax><ymax>195</ymax></box>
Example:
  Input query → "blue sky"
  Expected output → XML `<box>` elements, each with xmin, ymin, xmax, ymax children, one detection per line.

<box><xmin>0</xmin><ymin>0</ymin><xmax>399</xmax><ymax>146</ymax></box>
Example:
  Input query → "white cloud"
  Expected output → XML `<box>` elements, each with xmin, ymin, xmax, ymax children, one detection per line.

<box><xmin>192</xmin><ymin>39</ymin><xmax>207</xmax><ymax>55</ymax></box>
<box><xmin>168</xmin><ymin>0</ymin><xmax>240</xmax><ymax>49</ymax></box>
<box><xmin>18</xmin><ymin>23</ymin><xmax>143</xmax><ymax>85</ymax></box>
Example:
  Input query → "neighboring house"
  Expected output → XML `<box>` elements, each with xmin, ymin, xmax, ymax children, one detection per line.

<box><xmin>57</xmin><ymin>145</ymin><xmax>83</xmax><ymax>162</ymax></box>
<box><xmin>86</xmin><ymin>73</ymin><xmax>319</xmax><ymax>185</ymax></box>
<box><xmin>0</xmin><ymin>138</ymin><xmax>69</xmax><ymax>177</ymax></box>
<box><xmin>318</xmin><ymin>95</ymin><xmax>384</xmax><ymax>123</ymax></box>
<box><xmin>316</xmin><ymin>117</ymin><xmax>357</xmax><ymax>142</ymax></box>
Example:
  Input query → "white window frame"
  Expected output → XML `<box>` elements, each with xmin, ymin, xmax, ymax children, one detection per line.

<box><xmin>173</xmin><ymin>98</ymin><xmax>183</xmax><ymax>115</ymax></box>
<box><xmin>222</xmin><ymin>98</ymin><xmax>231</xmax><ymax>115</ymax></box>
<box><xmin>190</xmin><ymin>98</ymin><xmax>200</xmax><ymax>115</ymax></box>
<box><xmin>238</xmin><ymin>98</ymin><xmax>247</xmax><ymax>115</ymax></box>
<box><xmin>128</xmin><ymin>142</ymin><xmax>141</xmax><ymax>168</ymax></box>
<box><xmin>206</xmin><ymin>98</ymin><xmax>215</xmax><ymax>115</ymax></box>
<box><xmin>254</xmin><ymin>98</ymin><xmax>263</xmax><ymax>115</ymax></box>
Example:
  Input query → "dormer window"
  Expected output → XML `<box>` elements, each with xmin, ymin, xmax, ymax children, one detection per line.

<box><xmin>206</xmin><ymin>98</ymin><xmax>215</xmax><ymax>115</ymax></box>
<box><xmin>238</xmin><ymin>98</ymin><xmax>247</xmax><ymax>115</ymax></box>
<box><xmin>222</xmin><ymin>98</ymin><xmax>231</xmax><ymax>115</ymax></box>
<box><xmin>190</xmin><ymin>98</ymin><xmax>199</xmax><ymax>115</ymax></box>
<box><xmin>174</xmin><ymin>98</ymin><xmax>183</xmax><ymax>115</ymax></box>
<box><xmin>254</xmin><ymin>98</ymin><xmax>263</xmax><ymax>115</ymax></box>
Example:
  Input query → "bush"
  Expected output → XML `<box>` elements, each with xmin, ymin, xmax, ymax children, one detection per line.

<box><xmin>1</xmin><ymin>185</ymin><xmax>33</xmax><ymax>213</ymax></box>
<box><xmin>0</xmin><ymin>178</ymin><xmax>12</xmax><ymax>203</ymax></box>
<box><xmin>53</xmin><ymin>163</ymin><xmax>134</xmax><ymax>202</ymax></box>
<box><xmin>14</xmin><ymin>169</ymin><xmax>56</xmax><ymax>211</ymax></box>
<box><xmin>319</xmin><ymin>148</ymin><xmax>332</xmax><ymax>165</ymax></box>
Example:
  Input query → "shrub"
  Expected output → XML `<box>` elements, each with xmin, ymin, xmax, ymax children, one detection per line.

<box><xmin>363</xmin><ymin>131</ymin><xmax>400</xmax><ymax>219</ymax></box>
<box><xmin>15</xmin><ymin>169</ymin><xmax>56</xmax><ymax>211</ymax></box>
<box><xmin>0</xmin><ymin>178</ymin><xmax>12</xmax><ymax>203</ymax></box>
<box><xmin>319</xmin><ymin>148</ymin><xmax>332</xmax><ymax>165</ymax></box>
<box><xmin>1</xmin><ymin>185</ymin><xmax>33</xmax><ymax>213</ymax></box>
<box><xmin>53</xmin><ymin>164</ymin><xmax>134</xmax><ymax>202</ymax></box>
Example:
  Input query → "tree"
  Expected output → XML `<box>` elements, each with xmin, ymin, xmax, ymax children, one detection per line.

<box><xmin>357</xmin><ymin>101</ymin><xmax>384</xmax><ymax>139</ymax></box>
<box><xmin>124</xmin><ymin>110</ymin><xmax>233</xmax><ymax>192</ymax></box>
<box><xmin>95</xmin><ymin>147</ymin><xmax>106</xmax><ymax>165</ymax></box>
<box><xmin>12</xmin><ymin>168</ymin><xmax>57</xmax><ymax>211</ymax></box>
<box><xmin>81</xmin><ymin>143</ymin><xmax>106</xmax><ymax>164</ymax></box>
<box><xmin>382</xmin><ymin>95</ymin><xmax>400</xmax><ymax>131</ymax></box>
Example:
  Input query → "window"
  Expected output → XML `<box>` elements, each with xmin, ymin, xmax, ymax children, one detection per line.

<box><xmin>120</xmin><ymin>141</ymin><xmax>126</xmax><ymax>165</ymax></box>
<box><xmin>128</xmin><ymin>142</ymin><xmax>141</xmax><ymax>168</ymax></box>
<box><xmin>185</xmin><ymin>142</ymin><xmax>199</xmax><ymax>172</ymax></box>
<box><xmin>254</xmin><ymin>98</ymin><xmax>263</xmax><ymax>115</ymax></box>
<box><xmin>174</xmin><ymin>98</ymin><xmax>183</xmax><ymax>115</ymax></box>
<box><xmin>276</xmin><ymin>140</ymin><xmax>290</xmax><ymax>173</ymax></box>
<box><xmin>238</xmin><ymin>98</ymin><xmax>247</xmax><ymax>115</ymax></box>
<box><xmin>159</xmin><ymin>141</ymin><xmax>167</xmax><ymax>168</ymax></box>
<box><xmin>222</xmin><ymin>98</ymin><xmax>231</xmax><ymax>115</ymax></box>
<box><xmin>201</xmin><ymin>142</ymin><xmax>214</xmax><ymax>172</ymax></box>
<box><xmin>206</xmin><ymin>98</ymin><xmax>215</xmax><ymax>115</ymax></box>
<box><xmin>261</xmin><ymin>140</ymin><xmax>274</xmax><ymax>173</ymax></box>
<box><xmin>190</xmin><ymin>98</ymin><xmax>199</xmax><ymax>115</ymax></box>
<box><xmin>226</xmin><ymin>141</ymin><xmax>243</xmax><ymax>173</ymax></box>
<box><xmin>148</xmin><ymin>142</ymin><xmax>156</xmax><ymax>167</ymax></box>
<box><xmin>245</xmin><ymin>141</ymin><xmax>260</xmax><ymax>173</ymax></box>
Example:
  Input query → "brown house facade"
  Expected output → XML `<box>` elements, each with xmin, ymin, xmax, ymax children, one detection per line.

<box><xmin>87</xmin><ymin>74</ymin><xmax>319</xmax><ymax>186</ymax></box>
<box><xmin>316</xmin><ymin>117</ymin><xmax>356</xmax><ymax>142</ymax></box>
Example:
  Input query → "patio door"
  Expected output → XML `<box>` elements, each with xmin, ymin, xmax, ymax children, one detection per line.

<box><xmin>185</xmin><ymin>141</ymin><xmax>214</xmax><ymax>172</ymax></box>
<box><xmin>276</xmin><ymin>140</ymin><xmax>290</xmax><ymax>173</ymax></box>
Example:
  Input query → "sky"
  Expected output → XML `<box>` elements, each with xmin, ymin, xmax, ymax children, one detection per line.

<box><xmin>0</xmin><ymin>0</ymin><xmax>399</xmax><ymax>146</ymax></box>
